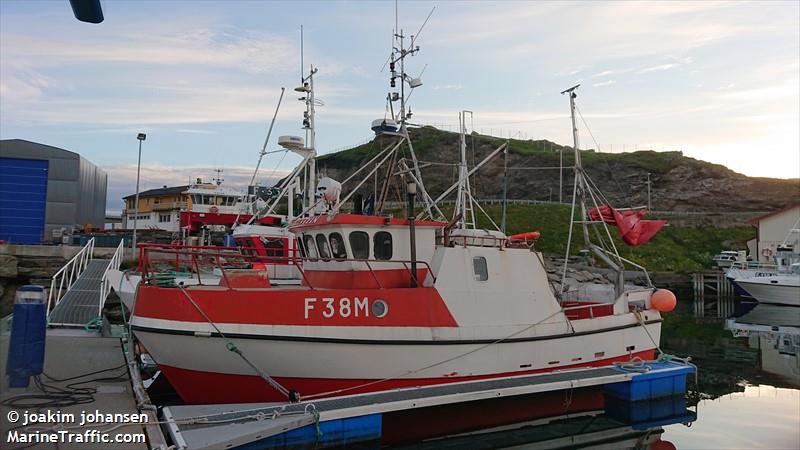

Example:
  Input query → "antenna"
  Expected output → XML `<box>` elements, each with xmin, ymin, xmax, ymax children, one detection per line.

<box><xmin>213</xmin><ymin>168</ymin><xmax>224</xmax><ymax>186</ymax></box>
<box><xmin>410</xmin><ymin>6</ymin><xmax>436</xmax><ymax>48</ymax></box>
<box><xmin>300</xmin><ymin>25</ymin><xmax>304</xmax><ymax>83</ymax></box>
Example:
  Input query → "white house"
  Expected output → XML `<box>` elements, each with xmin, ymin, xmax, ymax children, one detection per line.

<box><xmin>747</xmin><ymin>204</ymin><xmax>800</xmax><ymax>262</ymax></box>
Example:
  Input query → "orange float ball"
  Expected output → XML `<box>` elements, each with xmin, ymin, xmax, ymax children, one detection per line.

<box><xmin>651</xmin><ymin>289</ymin><xmax>677</xmax><ymax>312</ymax></box>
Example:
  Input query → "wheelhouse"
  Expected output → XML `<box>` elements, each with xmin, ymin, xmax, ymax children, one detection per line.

<box><xmin>289</xmin><ymin>213</ymin><xmax>446</xmax><ymax>289</ymax></box>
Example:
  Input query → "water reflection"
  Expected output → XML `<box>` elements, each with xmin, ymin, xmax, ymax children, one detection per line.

<box><xmin>382</xmin><ymin>388</ymin><xmax>692</xmax><ymax>449</ymax></box>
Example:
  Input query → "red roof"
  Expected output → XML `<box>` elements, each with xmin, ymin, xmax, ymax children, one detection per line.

<box><xmin>290</xmin><ymin>213</ymin><xmax>447</xmax><ymax>231</ymax></box>
<box><xmin>748</xmin><ymin>204</ymin><xmax>800</xmax><ymax>226</ymax></box>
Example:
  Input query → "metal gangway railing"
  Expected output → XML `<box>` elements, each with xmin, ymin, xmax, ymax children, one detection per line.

<box><xmin>98</xmin><ymin>239</ymin><xmax>125</xmax><ymax>318</ymax></box>
<box><xmin>47</xmin><ymin>237</ymin><xmax>95</xmax><ymax>315</ymax></box>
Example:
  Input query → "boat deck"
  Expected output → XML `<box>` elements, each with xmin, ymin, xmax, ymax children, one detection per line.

<box><xmin>0</xmin><ymin>331</ymin><xmax>156</xmax><ymax>450</ymax></box>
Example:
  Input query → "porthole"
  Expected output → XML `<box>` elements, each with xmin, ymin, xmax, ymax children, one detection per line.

<box><xmin>372</xmin><ymin>299</ymin><xmax>389</xmax><ymax>318</ymax></box>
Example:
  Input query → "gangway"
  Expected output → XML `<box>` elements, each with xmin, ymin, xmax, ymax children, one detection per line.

<box><xmin>47</xmin><ymin>238</ymin><xmax>124</xmax><ymax>327</ymax></box>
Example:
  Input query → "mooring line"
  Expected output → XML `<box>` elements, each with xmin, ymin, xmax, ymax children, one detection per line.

<box><xmin>176</xmin><ymin>285</ymin><xmax>298</xmax><ymax>402</ymax></box>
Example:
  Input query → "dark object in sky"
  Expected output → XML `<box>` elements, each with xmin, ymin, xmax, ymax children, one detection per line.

<box><xmin>69</xmin><ymin>0</ymin><xmax>104</xmax><ymax>24</ymax></box>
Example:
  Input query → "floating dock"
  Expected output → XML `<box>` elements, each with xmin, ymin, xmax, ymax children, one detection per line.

<box><xmin>164</xmin><ymin>360</ymin><xmax>695</xmax><ymax>449</ymax></box>
<box><xmin>1</xmin><ymin>330</ymin><xmax>166</xmax><ymax>450</ymax></box>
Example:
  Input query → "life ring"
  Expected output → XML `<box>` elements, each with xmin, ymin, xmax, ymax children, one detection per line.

<box><xmin>209</xmin><ymin>206</ymin><xmax>219</xmax><ymax>214</ymax></box>
<box><xmin>762</xmin><ymin>248</ymin><xmax>773</xmax><ymax>258</ymax></box>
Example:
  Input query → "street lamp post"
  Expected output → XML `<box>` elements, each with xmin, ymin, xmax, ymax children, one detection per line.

<box><xmin>132</xmin><ymin>133</ymin><xmax>146</xmax><ymax>252</ymax></box>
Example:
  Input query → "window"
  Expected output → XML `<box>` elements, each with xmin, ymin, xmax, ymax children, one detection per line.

<box><xmin>473</xmin><ymin>256</ymin><xmax>488</xmax><ymax>281</ymax></box>
<box><xmin>316</xmin><ymin>234</ymin><xmax>331</xmax><ymax>260</ymax></box>
<box><xmin>297</xmin><ymin>237</ymin><xmax>307</xmax><ymax>257</ymax></box>
<box><xmin>303</xmin><ymin>234</ymin><xmax>318</xmax><ymax>258</ymax></box>
<box><xmin>374</xmin><ymin>231</ymin><xmax>393</xmax><ymax>260</ymax></box>
<box><xmin>349</xmin><ymin>231</ymin><xmax>369</xmax><ymax>259</ymax></box>
<box><xmin>329</xmin><ymin>232</ymin><xmax>347</xmax><ymax>259</ymax></box>
<box><xmin>158</xmin><ymin>214</ymin><xmax>171</xmax><ymax>223</ymax></box>
<box><xmin>261</xmin><ymin>237</ymin><xmax>287</xmax><ymax>258</ymax></box>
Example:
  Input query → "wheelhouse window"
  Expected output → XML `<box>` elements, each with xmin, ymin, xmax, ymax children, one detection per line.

<box><xmin>329</xmin><ymin>232</ymin><xmax>347</xmax><ymax>259</ymax></box>
<box><xmin>261</xmin><ymin>237</ymin><xmax>287</xmax><ymax>258</ymax></box>
<box><xmin>374</xmin><ymin>231</ymin><xmax>393</xmax><ymax>260</ymax></box>
<box><xmin>303</xmin><ymin>234</ymin><xmax>318</xmax><ymax>258</ymax></box>
<box><xmin>473</xmin><ymin>256</ymin><xmax>488</xmax><ymax>281</ymax></box>
<box><xmin>297</xmin><ymin>237</ymin><xmax>307</xmax><ymax>257</ymax></box>
<box><xmin>349</xmin><ymin>231</ymin><xmax>369</xmax><ymax>259</ymax></box>
<box><xmin>316</xmin><ymin>234</ymin><xmax>331</xmax><ymax>260</ymax></box>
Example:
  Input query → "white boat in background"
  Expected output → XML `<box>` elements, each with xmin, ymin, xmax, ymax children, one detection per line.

<box><xmin>735</xmin><ymin>263</ymin><xmax>800</xmax><ymax>306</ymax></box>
<box><xmin>728</xmin><ymin>221</ymin><xmax>800</xmax><ymax>300</ymax></box>
<box><xmin>713</xmin><ymin>250</ymin><xmax>745</xmax><ymax>269</ymax></box>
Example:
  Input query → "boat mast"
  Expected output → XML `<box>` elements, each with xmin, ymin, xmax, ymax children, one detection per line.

<box><xmin>560</xmin><ymin>84</ymin><xmax>625</xmax><ymax>298</ymax></box>
<box><xmin>388</xmin><ymin>4</ymin><xmax>438</xmax><ymax>219</ymax></box>
<box><xmin>298</xmin><ymin>25</ymin><xmax>318</xmax><ymax>214</ymax></box>
<box><xmin>455</xmin><ymin>110</ymin><xmax>476</xmax><ymax>229</ymax></box>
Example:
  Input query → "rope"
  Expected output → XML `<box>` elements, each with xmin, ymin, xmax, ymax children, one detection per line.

<box><xmin>632</xmin><ymin>310</ymin><xmax>698</xmax><ymax>384</ymax></box>
<box><xmin>575</xmin><ymin>105</ymin><xmax>633</xmax><ymax>209</ymax></box>
<box><xmin>84</xmin><ymin>316</ymin><xmax>103</xmax><ymax>333</ymax></box>
<box><xmin>305</xmin><ymin>403</ymin><xmax>323</xmax><ymax>441</ymax></box>
<box><xmin>176</xmin><ymin>285</ymin><xmax>297</xmax><ymax>402</ymax></box>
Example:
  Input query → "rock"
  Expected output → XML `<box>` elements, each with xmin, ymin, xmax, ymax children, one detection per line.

<box><xmin>17</xmin><ymin>266</ymin><xmax>58</xmax><ymax>279</ymax></box>
<box><xmin>0</xmin><ymin>255</ymin><xmax>18</xmax><ymax>278</ymax></box>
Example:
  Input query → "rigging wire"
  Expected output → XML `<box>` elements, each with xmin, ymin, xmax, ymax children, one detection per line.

<box><xmin>575</xmin><ymin>105</ymin><xmax>632</xmax><ymax>209</ymax></box>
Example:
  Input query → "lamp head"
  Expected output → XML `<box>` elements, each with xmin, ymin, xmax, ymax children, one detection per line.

<box><xmin>137</xmin><ymin>133</ymin><xmax>146</xmax><ymax>141</ymax></box>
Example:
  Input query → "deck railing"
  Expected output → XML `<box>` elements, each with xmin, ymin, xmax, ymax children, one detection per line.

<box><xmin>47</xmin><ymin>237</ymin><xmax>95</xmax><ymax>316</ymax></box>
<box><xmin>137</xmin><ymin>243</ymin><xmax>436</xmax><ymax>290</ymax></box>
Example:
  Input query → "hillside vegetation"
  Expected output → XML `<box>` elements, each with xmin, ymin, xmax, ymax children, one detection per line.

<box><xmin>318</xmin><ymin>126</ymin><xmax>799</xmax><ymax>212</ymax></box>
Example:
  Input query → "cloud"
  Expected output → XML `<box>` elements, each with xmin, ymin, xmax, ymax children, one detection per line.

<box><xmin>635</xmin><ymin>63</ymin><xmax>681</xmax><ymax>74</ymax></box>
<box><xmin>592</xmin><ymin>70</ymin><xmax>615</xmax><ymax>78</ymax></box>
<box><xmin>433</xmin><ymin>84</ymin><xmax>463</xmax><ymax>90</ymax></box>
<box><xmin>593</xmin><ymin>80</ymin><xmax>616</xmax><ymax>87</ymax></box>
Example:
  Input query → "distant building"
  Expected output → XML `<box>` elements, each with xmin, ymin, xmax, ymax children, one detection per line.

<box><xmin>122</xmin><ymin>185</ymin><xmax>189</xmax><ymax>232</ymax></box>
<box><xmin>748</xmin><ymin>205</ymin><xmax>800</xmax><ymax>262</ymax></box>
<box><xmin>0</xmin><ymin>139</ymin><xmax>107</xmax><ymax>244</ymax></box>
<box><xmin>121</xmin><ymin>180</ymin><xmax>250</xmax><ymax>232</ymax></box>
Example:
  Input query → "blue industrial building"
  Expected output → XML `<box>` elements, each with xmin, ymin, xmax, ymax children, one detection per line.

<box><xmin>0</xmin><ymin>139</ymin><xmax>107</xmax><ymax>244</ymax></box>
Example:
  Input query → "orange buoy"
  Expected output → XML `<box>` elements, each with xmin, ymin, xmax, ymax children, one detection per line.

<box><xmin>651</xmin><ymin>289</ymin><xmax>677</xmax><ymax>312</ymax></box>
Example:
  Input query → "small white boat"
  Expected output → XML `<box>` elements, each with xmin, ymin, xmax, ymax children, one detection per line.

<box><xmin>735</xmin><ymin>263</ymin><xmax>800</xmax><ymax>306</ymax></box>
<box><xmin>713</xmin><ymin>250</ymin><xmax>745</xmax><ymax>269</ymax></box>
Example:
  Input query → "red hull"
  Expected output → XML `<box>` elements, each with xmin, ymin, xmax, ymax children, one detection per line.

<box><xmin>157</xmin><ymin>349</ymin><xmax>656</xmax><ymax>404</ymax></box>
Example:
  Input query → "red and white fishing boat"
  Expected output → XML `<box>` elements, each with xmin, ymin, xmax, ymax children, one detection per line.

<box><xmin>129</xmin><ymin>41</ymin><xmax>675</xmax><ymax>404</ymax></box>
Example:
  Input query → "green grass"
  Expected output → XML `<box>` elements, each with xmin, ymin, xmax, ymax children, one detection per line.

<box><xmin>466</xmin><ymin>203</ymin><xmax>754</xmax><ymax>273</ymax></box>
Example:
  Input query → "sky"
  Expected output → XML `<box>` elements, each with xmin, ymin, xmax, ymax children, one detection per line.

<box><xmin>1</xmin><ymin>1</ymin><xmax>798</xmax><ymax>214</ymax></box>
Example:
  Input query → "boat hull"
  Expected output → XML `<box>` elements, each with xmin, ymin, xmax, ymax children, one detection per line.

<box><xmin>133</xmin><ymin>321</ymin><xmax>660</xmax><ymax>404</ymax></box>
<box><xmin>736</xmin><ymin>277</ymin><xmax>800</xmax><ymax>306</ymax></box>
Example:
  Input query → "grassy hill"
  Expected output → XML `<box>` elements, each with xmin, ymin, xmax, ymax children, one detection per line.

<box><xmin>318</xmin><ymin>126</ymin><xmax>799</xmax><ymax>212</ymax></box>
<box><xmin>314</xmin><ymin>126</ymin><xmax>788</xmax><ymax>272</ymax></box>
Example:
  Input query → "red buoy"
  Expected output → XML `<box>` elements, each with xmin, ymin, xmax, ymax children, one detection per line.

<box><xmin>651</xmin><ymin>289</ymin><xmax>677</xmax><ymax>312</ymax></box>
<box><xmin>509</xmin><ymin>231</ymin><xmax>541</xmax><ymax>242</ymax></box>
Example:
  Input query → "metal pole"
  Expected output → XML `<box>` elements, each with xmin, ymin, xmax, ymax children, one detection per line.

<box><xmin>501</xmin><ymin>145</ymin><xmax>508</xmax><ymax>234</ymax></box>
<box><xmin>559</xmin><ymin>141</ymin><xmax>563</xmax><ymax>204</ymax></box>
<box><xmin>132</xmin><ymin>134</ymin><xmax>145</xmax><ymax>252</ymax></box>
<box><xmin>647</xmin><ymin>172</ymin><xmax>652</xmax><ymax>211</ymax></box>
<box><xmin>407</xmin><ymin>182</ymin><xmax>417</xmax><ymax>287</ymax></box>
